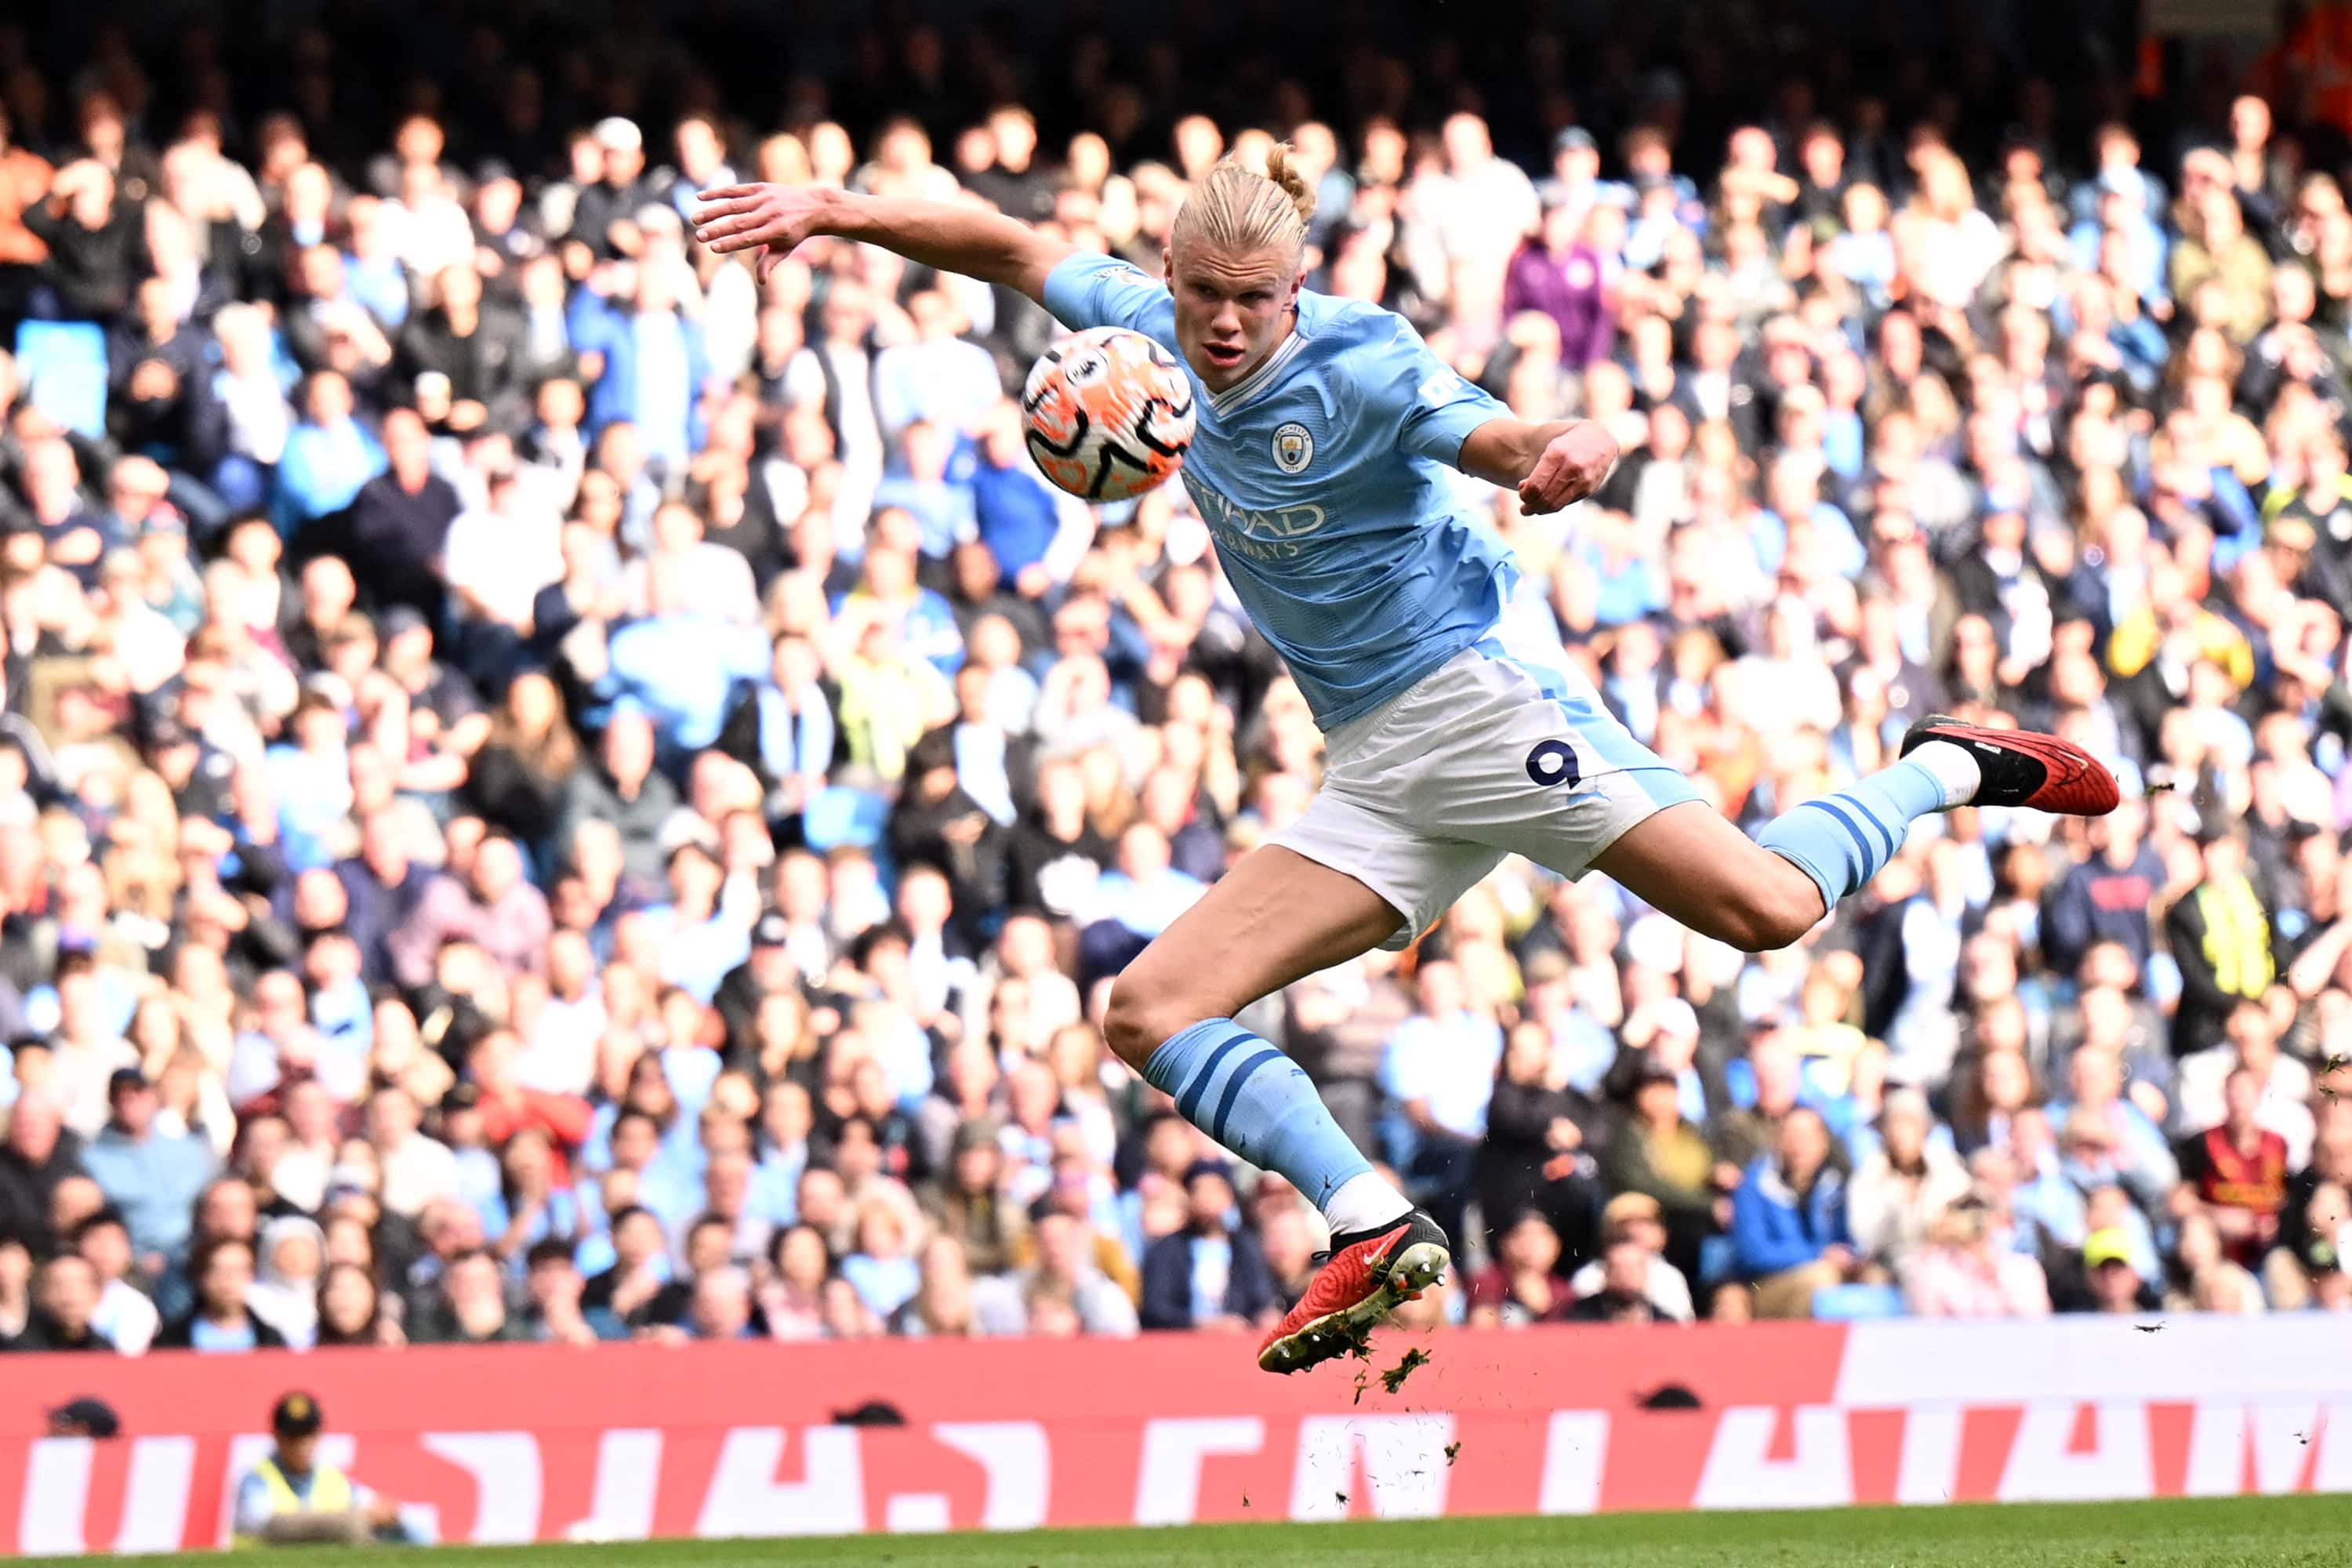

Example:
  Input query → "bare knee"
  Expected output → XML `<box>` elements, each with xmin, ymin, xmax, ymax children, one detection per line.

<box><xmin>1102</xmin><ymin>961</ymin><xmax>1205</xmax><ymax>1072</ymax></box>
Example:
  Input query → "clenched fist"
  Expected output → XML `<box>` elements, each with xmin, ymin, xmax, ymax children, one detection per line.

<box><xmin>1517</xmin><ymin>422</ymin><xmax>1619</xmax><ymax>515</ymax></box>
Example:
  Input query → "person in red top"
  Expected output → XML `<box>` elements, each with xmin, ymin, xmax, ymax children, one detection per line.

<box><xmin>2176</xmin><ymin>1066</ymin><xmax>2289</xmax><ymax>1269</ymax></box>
<box><xmin>467</xmin><ymin>1030</ymin><xmax>593</xmax><ymax>1187</ymax></box>
<box><xmin>1463</xmin><ymin>1209</ymin><xmax>1577</xmax><ymax>1327</ymax></box>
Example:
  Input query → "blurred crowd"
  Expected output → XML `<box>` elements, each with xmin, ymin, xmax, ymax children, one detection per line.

<box><xmin>3</xmin><ymin>4</ymin><xmax>2352</xmax><ymax>1356</ymax></box>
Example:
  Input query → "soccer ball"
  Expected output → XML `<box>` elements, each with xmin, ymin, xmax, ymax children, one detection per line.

<box><xmin>1021</xmin><ymin>326</ymin><xmax>1196</xmax><ymax>501</ymax></box>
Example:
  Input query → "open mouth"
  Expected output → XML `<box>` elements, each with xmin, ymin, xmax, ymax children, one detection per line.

<box><xmin>1201</xmin><ymin>342</ymin><xmax>1247</xmax><ymax>370</ymax></box>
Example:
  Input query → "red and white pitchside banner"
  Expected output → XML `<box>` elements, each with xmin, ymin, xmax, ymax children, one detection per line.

<box><xmin>5</xmin><ymin>1317</ymin><xmax>2352</xmax><ymax>1552</ymax></box>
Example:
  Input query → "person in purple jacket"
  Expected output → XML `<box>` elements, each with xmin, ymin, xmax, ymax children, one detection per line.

<box><xmin>1503</xmin><ymin>195</ymin><xmax>1621</xmax><ymax>368</ymax></box>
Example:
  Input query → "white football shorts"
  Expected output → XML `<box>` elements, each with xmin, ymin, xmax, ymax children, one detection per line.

<box><xmin>1272</xmin><ymin>594</ymin><xmax>1704</xmax><ymax>950</ymax></box>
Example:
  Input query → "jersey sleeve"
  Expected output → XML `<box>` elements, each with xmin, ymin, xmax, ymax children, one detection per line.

<box><xmin>1366</xmin><ymin>314</ymin><xmax>1508</xmax><ymax>465</ymax></box>
<box><xmin>1041</xmin><ymin>252</ymin><xmax>1178</xmax><ymax>347</ymax></box>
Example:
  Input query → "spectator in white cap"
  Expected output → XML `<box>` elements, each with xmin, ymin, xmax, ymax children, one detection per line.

<box><xmin>571</xmin><ymin>118</ymin><xmax>652</xmax><ymax>259</ymax></box>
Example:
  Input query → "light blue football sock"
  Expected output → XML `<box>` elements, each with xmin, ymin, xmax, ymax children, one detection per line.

<box><xmin>1756</xmin><ymin>757</ymin><xmax>1954</xmax><ymax>912</ymax></box>
<box><xmin>1143</xmin><ymin>1018</ymin><xmax>1374</xmax><ymax>1212</ymax></box>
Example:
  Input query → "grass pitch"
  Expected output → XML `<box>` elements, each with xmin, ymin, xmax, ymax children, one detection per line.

<box><xmin>23</xmin><ymin>1494</ymin><xmax>2347</xmax><ymax>1566</ymax></box>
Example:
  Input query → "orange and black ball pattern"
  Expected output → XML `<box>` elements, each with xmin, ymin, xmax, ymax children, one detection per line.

<box><xmin>1021</xmin><ymin>327</ymin><xmax>1196</xmax><ymax>502</ymax></box>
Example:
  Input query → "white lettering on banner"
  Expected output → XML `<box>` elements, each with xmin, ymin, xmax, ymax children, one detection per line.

<box><xmin>420</xmin><ymin>1432</ymin><xmax>543</xmax><ymax>1544</ymax></box>
<box><xmin>695</xmin><ymin>1427</ymin><xmax>864</xmax><ymax>1538</ymax></box>
<box><xmin>12</xmin><ymin>1436</ymin><xmax>205</xmax><ymax>1555</ymax></box>
<box><xmin>571</xmin><ymin>1428</ymin><xmax>662</xmax><ymax>1542</ymax></box>
<box><xmin>19</xmin><ymin>1438</ymin><xmax>93</xmax><ymax>1555</ymax></box>
<box><xmin>1289</xmin><ymin>1416</ymin><xmax>1453</xmax><ymax>1522</ymax></box>
<box><xmin>114</xmin><ymin>1437</ymin><xmax>195</xmax><ymax>1554</ymax></box>
<box><xmin>931</xmin><ymin>1423</ymin><xmax>1050</xmax><ymax>1530</ymax></box>
<box><xmin>1132</xmin><ymin>1417</ymin><xmax>1262</xmax><ymax>1526</ymax></box>
<box><xmin>1835</xmin><ymin>1318</ymin><xmax>2352</xmax><ymax>1408</ymax></box>
<box><xmin>1537</xmin><ymin>1412</ymin><xmax>1609</xmax><ymax>1515</ymax></box>
<box><xmin>1996</xmin><ymin>1403</ymin><xmax>2154</xmax><ymax>1502</ymax></box>
<box><xmin>2312</xmin><ymin>1401</ymin><xmax>2352</xmax><ymax>1493</ymax></box>
<box><xmin>1894</xmin><ymin>1407</ymin><xmax>1963</xmax><ymax>1505</ymax></box>
<box><xmin>883</xmin><ymin>1494</ymin><xmax>951</xmax><ymax>1532</ymax></box>
<box><xmin>1693</xmin><ymin>1407</ymin><xmax>1853</xmax><ymax>1511</ymax></box>
<box><xmin>2185</xmin><ymin>1402</ymin><xmax>2321</xmax><ymax>1497</ymax></box>
<box><xmin>216</xmin><ymin>1433</ymin><xmax>356</xmax><ymax>1547</ymax></box>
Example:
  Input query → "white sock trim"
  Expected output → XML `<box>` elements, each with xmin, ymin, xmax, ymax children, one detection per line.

<box><xmin>1320</xmin><ymin>1171</ymin><xmax>1412</xmax><ymax>1239</ymax></box>
<box><xmin>1904</xmin><ymin>739</ymin><xmax>1982</xmax><ymax>810</ymax></box>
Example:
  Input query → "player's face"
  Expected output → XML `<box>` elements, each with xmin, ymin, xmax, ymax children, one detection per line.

<box><xmin>1163</xmin><ymin>242</ymin><xmax>1300</xmax><ymax>392</ymax></box>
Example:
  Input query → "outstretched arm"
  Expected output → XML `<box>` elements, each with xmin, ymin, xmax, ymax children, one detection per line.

<box><xmin>692</xmin><ymin>183</ymin><xmax>1076</xmax><ymax>298</ymax></box>
<box><xmin>1457</xmin><ymin>418</ymin><xmax>1621</xmax><ymax>516</ymax></box>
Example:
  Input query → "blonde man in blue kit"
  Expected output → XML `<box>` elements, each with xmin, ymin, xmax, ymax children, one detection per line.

<box><xmin>693</xmin><ymin>151</ymin><xmax>2120</xmax><ymax>1374</ymax></box>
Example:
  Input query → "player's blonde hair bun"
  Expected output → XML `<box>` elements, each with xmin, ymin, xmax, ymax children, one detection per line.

<box><xmin>1171</xmin><ymin>140</ymin><xmax>1316</xmax><ymax>260</ymax></box>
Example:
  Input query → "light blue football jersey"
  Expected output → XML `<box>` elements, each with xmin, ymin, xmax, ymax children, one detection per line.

<box><xmin>1043</xmin><ymin>251</ymin><xmax>1513</xmax><ymax>729</ymax></box>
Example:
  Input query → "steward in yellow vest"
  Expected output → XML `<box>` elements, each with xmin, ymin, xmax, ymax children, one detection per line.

<box><xmin>230</xmin><ymin>1393</ymin><xmax>412</xmax><ymax>1548</ymax></box>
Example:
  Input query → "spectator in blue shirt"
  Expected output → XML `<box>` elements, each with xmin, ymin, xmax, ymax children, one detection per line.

<box><xmin>1567</xmin><ymin>523</ymin><xmax>1667</xmax><ymax>629</ymax></box>
<box><xmin>1751</xmin><ymin>450</ymin><xmax>1867</xmax><ymax>581</ymax></box>
<box><xmin>752</xmin><ymin>1081</ymin><xmax>813</xmax><ymax>1226</ymax></box>
<box><xmin>339</xmin><ymin>196</ymin><xmax>412</xmax><ymax>329</ymax></box>
<box><xmin>274</xmin><ymin>371</ymin><xmax>385</xmax><ymax>537</ymax></box>
<box><xmin>756</xmin><ymin>634</ymin><xmax>836</xmax><ymax>817</ymax></box>
<box><xmin>873</xmin><ymin>287</ymin><xmax>1004</xmax><ymax>441</ymax></box>
<box><xmin>568</xmin><ymin>263</ymin><xmax>708</xmax><ymax>466</ymax></box>
<box><xmin>597</xmin><ymin>559</ymin><xmax>771</xmax><ymax>757</ymax></box>
<box><xmin>80</xmin><ymin>1066</ymin><xmax>217</xmax><ymax>1272</ymax></box>
<box><xmin>2005</xmin><ymin>1106</ymin><xmax>2090</xmax><ymax>1260</ymax></box>
<box><xmin>303</xmin><ymin>931</ymin><xmax>376</xmax><ymax>1067</ymax></box>
<box><xmin>870</xmin><ymin>420</ymin><xmax>979</xmax><ymax>561</ymax></box>
<box><xmin>1730</xmin><ymin>1107</ymin><xmax>1860</xmax><ymax>1318</ymax></box>
<box><xmin>1139</xmin><ymin>1162</ymin><xmax>1276</xmax><ymax>1330</ymax></box>
<box><xmin>968</xmin><ymin>404</ymin><xmax>1068</xmax><ymax>584</ymax></box>
<box><xmin>582</xmin><ymin>1109</ymin><xmax>702</xmax><ymax>1246</ymax></box>
<box><xmin>263</xmin><ymin>691</ymin><xmax>353</xmax><ymax>873</ymax></box>
<box><xmin>659</xmin><ymin>114</ymin><xmax>737</xmax><ymax>222</ymax></box>
<box><xmin>477</xmin><ymin>1127</ymin><xmax>586</xmax><ymax>1274</ymax></box>
<box><xmin>840</xmin><ymin>1199</ymin><xmax>922</xmax><ymax>1320</ymax></box>
<box><xmin>2047</xmin><ymin>1045</ymin><xmax>2178</xmax><ymax>1214</ymax></box>
<box><xmin>2068</xmin><ymin>172</ymin><xmax>2168</xmax><ymax>308</ymax></box>
<box><xmin>154</xmin><ymin>1236</ymin><xmax>289</xmax><ymax>1351</ymax></box>
<box><xmin>1080</xmin><ymin>823</ymin><xmax>1206</xmax><ymax>982</ymax></box>
<box><xmin>831</xmin><ymin>510</ymin><xmax>964</xmax><ymax>676</ymax></box>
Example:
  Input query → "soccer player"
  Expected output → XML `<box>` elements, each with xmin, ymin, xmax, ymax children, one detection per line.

<box><xmin>692</xmin><ymin>154</ymin><xmax>2118</xmax><ymax>1373</ymax></box>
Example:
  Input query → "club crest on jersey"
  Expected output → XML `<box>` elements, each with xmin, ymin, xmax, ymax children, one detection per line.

<box><xmin>1272</xmin><ymin>423</ymin><xmax>1314</xmax><ymax>474</ymax></box>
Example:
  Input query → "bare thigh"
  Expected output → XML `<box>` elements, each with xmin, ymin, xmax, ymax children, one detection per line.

<box><xmin>1102</xmin><ymin>846</ymin><xmax>1405</xmax><ymax>1065</ymax></box>
<box><xmin>1588</xmin><ymin>799</ymin><xmax>1828</xmax><ymax>952</ymax></box>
